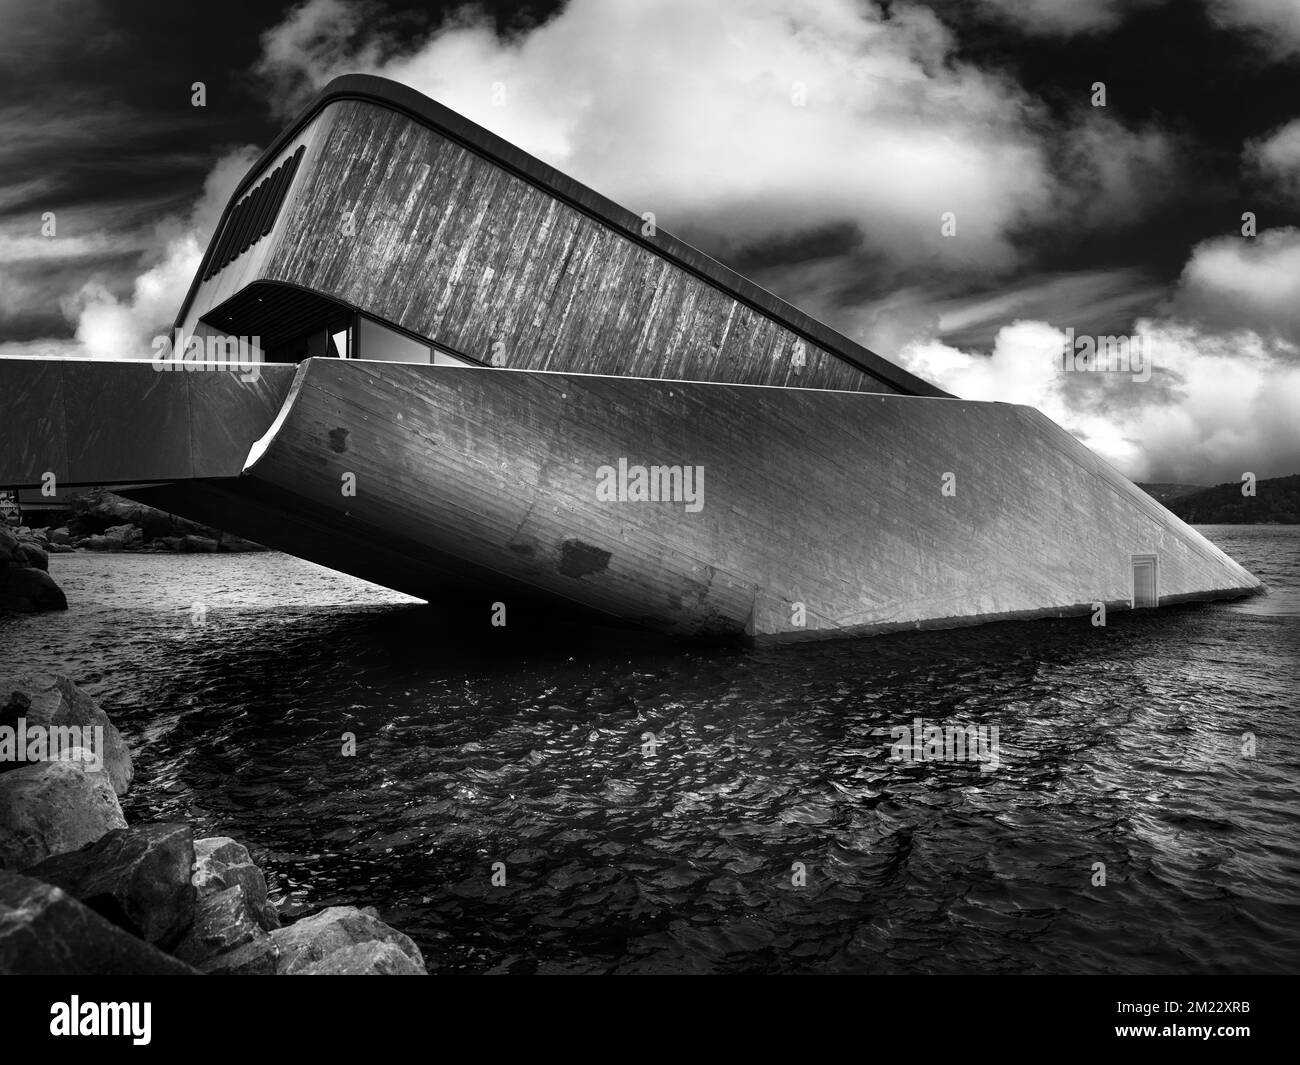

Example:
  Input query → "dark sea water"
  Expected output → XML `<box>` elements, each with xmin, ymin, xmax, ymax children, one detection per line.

<box><xmin>2</xmin><ymin>525</ymin><xmax>1297</xmax><ymax>974</ymax></box>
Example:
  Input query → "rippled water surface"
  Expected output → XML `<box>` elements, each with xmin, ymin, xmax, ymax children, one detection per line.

<box><xmin>3</xmin><ymin>525</ymin><xmax>1297</xmax><ymax>974</ymax></box>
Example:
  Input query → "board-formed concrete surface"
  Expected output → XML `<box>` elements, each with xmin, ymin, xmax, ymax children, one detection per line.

<box><xmin>183</xmin><ymin>358</ymin><xmax>1258</xmax><ymax>639</ymax></box>
<box><xmin>175</xmin><ymin>75</ymin><xmax>945</xmax><ymax>398</ymax></box>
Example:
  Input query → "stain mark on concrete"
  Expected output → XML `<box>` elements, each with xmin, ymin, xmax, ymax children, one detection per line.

<box><xmin>328</xmin><ymin>427</ymin><xmax>350</xmax><ymax>453</ymax></box>
<box><xmin>557</xmin><ymin>539</ymin><xmax>611</xmax><ymax>578</ymax></box>
<box><xmin>509</xmin><ymin>541</ymin><xmax>536</xmax><ymax>558</ymax></box>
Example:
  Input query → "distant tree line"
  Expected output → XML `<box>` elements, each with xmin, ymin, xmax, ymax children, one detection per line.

<box><xmin>1140</xmin><ymin>475</ymin><xmax>1299</xmax><ymax>524</ymax></box>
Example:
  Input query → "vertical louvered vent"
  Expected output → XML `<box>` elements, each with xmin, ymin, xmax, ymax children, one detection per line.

<box><xmin>1132</xmin><ymin>554</ymin><xmax>1159</xmax><ymax>608</ymax></box>
<box><xmin>202</xmin><ymin>144</ymin><xmax>306</xmax><ymax>282</ymax></box>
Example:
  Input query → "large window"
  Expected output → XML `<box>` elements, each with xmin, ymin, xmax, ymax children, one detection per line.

<box><xmin>265</xmin><ymin>311</ymin><xmax>351</xmax><ymax>362</ymax></box>
<box><xmin>357</xmin><ymin>316</ymin><xmax>428</xmax><ymax>363</ymax></box>
<box><xmin>356</xmin><ymin>316</ymin><xmax>475</xmax><ymax>366</ymax></box>
<box><xmin>265</xmin><ymin>312</ymin><xmax>477</xmax><ymax>366</ymax></box>
<box><xmin>433</xmin><ymin>349</ymin><xmax>471</xmax><ymax>366</ymax></box>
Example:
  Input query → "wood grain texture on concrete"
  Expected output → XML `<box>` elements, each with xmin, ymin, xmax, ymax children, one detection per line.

<box><xmin>175</xmin><ymin>77</ymin><xmax>945</xmax><ymax>398</ymax></box>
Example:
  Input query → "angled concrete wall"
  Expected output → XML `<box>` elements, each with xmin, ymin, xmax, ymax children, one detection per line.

<box><xmin>0</xmin><ymin>359</ymin><xmax>296</xmax><ymax>488</ymax></box>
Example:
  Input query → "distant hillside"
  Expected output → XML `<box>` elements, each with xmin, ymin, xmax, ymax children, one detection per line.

<box><xmin>1136</xmin><ymin>483</ymin><xmax>1206</xmax><ymax>504</ymax></box>
<box><xmin>1140</xmin><ymin>474</ymin><xmax>1300</xmax><ymax>524</ymax></box>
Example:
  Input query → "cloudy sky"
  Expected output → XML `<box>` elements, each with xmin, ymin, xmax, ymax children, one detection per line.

<box><xmin>1</xmin><ymin>0</ymin><xmax>1298</xmax><ymax>483</ymax></box>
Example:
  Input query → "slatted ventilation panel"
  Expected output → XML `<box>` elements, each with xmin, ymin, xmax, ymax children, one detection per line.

<box><xmin>1132</xmin><ymin>554</ymin><xmax>1159</xmax><ymax>608</ymax></box>
<box><xmin>202</xmin><ymin>145</ymin><xmax>306</xmax><ymax>282</ymax></box>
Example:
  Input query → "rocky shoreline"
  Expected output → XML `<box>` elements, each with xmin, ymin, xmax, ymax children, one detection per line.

<box><xmin>1</xmin><ymin>488</ymin><xmax>269</xmax><ymax>614</ymax></box>
<box><xmin>0</xmin><ymin>673</ymin><xmax>427</xmax><ymax>975</ymax></box>
<box><xmin>0</xmin><ymin>526</ymin><xmax>66</xmax><ymax>613</ymax></box>
<box><xmin>17</xmin><ymin>487</ymin><xmax>268</xmax><ymax>557</ymax></box>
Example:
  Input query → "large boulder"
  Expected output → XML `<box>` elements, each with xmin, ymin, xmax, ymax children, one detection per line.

<box><xmin>295</xmin><ymin>940</ymin><xmax>425</xmax><ymax>975</ymax></box>
<box><xmin>0</xmin><ymin>754</ymin><xmax>126</xmax><ymax>870</ymax></box>
<box><xmin>69</xmin><ymin>489</ymin><xmax>234</xmax><ymax>547</ymax></box>
<box><xmin>22</xmin><ymin>823</ymin><xmax>195</xmax><ymax>949</ymax></box>
<box><xmin>70</xmin><ymin>490</ymin><xmax>178</xmax><ymax>541</ymax></box>
<box><xmin>0</xmin><ymin>527</ymin><xmax>17</xmax><ymax>563</ymax></box>
<box><xmin>192</xmin><ymin>837</ymin><xmax>279</xmax><ymax>930</ymax></box>
<box><xmin>0</xmin><ymin>565</ymin><xmax>67</xmax><ymax>611</ymax></box>
<box><xmin>270</xmin><ymin>906</ymin><xmax>427</xmax><ymax>975</ymax></box>
<box><xmin>78</xmin><ymin>534</ymin><xmax>120</xmax><ymax>552</ymax></box>
<box><xmin>0</xmin><ymin>673</ymin><xmax>132</xmax><ymax>795</ymax></box>
<box><xmin>0</xmin><ymin>871</ymin><xmax>199</xmax><ymax>975</ymax></box>
<box><xmin>50</xmin><ymin>527</ymin><xmax>71</xmax><ymax>546</ymax></box>
<box><xmin>204</xmin><ymin>933</ymin><xmax>279</xmax><ymax>975</ymax></box>
<box><xmin>173</xmin><ymin>884</ymin><xmax>266</xmax><ymax>967</ymax></box>
<box><xmin>102</xmin><ymin>524</ymin><xmax>143</xmax><ymax>549</ymax></box>
<box><xmin>180</xmin><ymin>535</ymin><xmax>219</xmax><ymax>554</ymax></box>
<box><xmin>69</xmin><ymin>489</ymin><xmax>138</xmax><ymax>536</ymax></box>
<box><xmin>15</xmin><ymin>542</ymin><xmax>47</xmax><ymax>570</ymax></box>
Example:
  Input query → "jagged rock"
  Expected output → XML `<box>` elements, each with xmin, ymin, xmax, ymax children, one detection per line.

<box><xmin>151</xmin><ymin>537</ymin><xmax>183</xmax><ymax>552</ymax></box>
<box><xmin>270</xmin><ymin>906</ymin><xmax>427</xmax><ymax>975</ymax></box>
<box><xmin>47</xmin><ymin>543</ymin><xmax>74</xmax><ymax>554</ymax></box>
<box><xmin>0</xmin><ymin>565</ymin><xmax>67</xmax><ymax>612</ymax></box>
<box><xmin>0</xmin><ymin>753</ymin><xmax>126</xmax><ymax>869</ymax></box>
<box><xmin>50</xmin><ymin>527</ymin><xmax>71</xmax><ymax>545</ymax></box>
<box><xmin>102</xmin><ymin>524</ymin><xmax>142</xmax><ymax>549</ymax></box>
<box><xmin>0</xmin><ymin>870</ymin><xmax>199</xmax><ymax>975</ymax></box>
<box><xmin>173</xmin><ymin>884</ymin><xmax>264</xmax><ymax>966</ymax></box>
<box><xmin>68</xmin><ymin>489</ymin><xmax>232</xmax><ymax>547</ymax></box>
<box><xmin>71</xmin><ymin>489</ymin><xmax>178</xmax><ymax>541</ymax></box>
<box><xmin>203</xmin><ymin>933</ymin><xmax>279</xmax><ymax>975</ymax></box>
<box><xmin>22</xmin><ymin>823</ymin><xmax>195</xmax><ymax>949</ymax></box>
<box><xmin>70</xmin><ymin>490</ymin><xmax>139</xmax><ymax>535</ymax></box>
<box><xmin>192</xmin><ymin>837</ymin><xmax>279</xmax><ymax>930</ymax></box>
<box><xmin>79</xmin><ymin>534</ymin><xmax>120</xmax><ymax>552</ymax></box>
<box><xmin>0</xmin><ymin>672</ymin><xmax>132</xmax><ymax>795</ymax></box>
<box><xmin>295</xmin><ymin>940</ymin><xmax>425</xmax><ymax>975</ymax></box>
<box><xmin>180</xmin><ymin>535</ymin><xmax>219</xmax><ymax>553</ymax></box>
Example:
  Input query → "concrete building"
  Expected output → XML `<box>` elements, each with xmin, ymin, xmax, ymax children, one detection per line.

<box><xmin>0</xmin><ymin>75</ymin><xmax>1262</xmax><ymax>638</ymax></box>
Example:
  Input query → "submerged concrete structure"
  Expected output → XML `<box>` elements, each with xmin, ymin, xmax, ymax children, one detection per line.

<box><xmin>0</xmin><ymin>75</ymin><xmax>1261</xmax><ymax>638</ymax></box>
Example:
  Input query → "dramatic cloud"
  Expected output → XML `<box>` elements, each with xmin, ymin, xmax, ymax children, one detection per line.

<box><xmin>1165</xmin><ymin>227</ymin><xmax>1300</xmax><ymax>341</ymax></box>
<box><xmin>975</xmin><ymin>0</ymin><xmax>1161</xmax><ymax>37</ymax></box>
<box><xmin>254</xmin><ymin>0</ymin><xmax>1178</xmax><ymax>275</ymax></box>
<box><xmin>68</xmin><ymin>148</ymin><xmax>258</xmax><ymax>359</ymax></box>
<box><xmin>890</xmin><ymin>229</ymin><xmax>1300</xmax><ymax>483</ymax></box>
<box><xmin>0</xmin><ymin>147</ymin><xmax>258</xmax><ymax>360</ymax></box>
<box><xmin>982</xmin><ymin>0</ymin><xmax>1300</xmax><ymax>52</ymax></box>
<box><xmin>1245</xmin><ymin>118</ymin><xmax>1300</xmax><ymax>198</ymax></box>
<box><xmin>1060</xmin><ymin>113</ymin><xmax>1180</xmax><ymax>228</ymax></box>
<box><xmin>1207</xmin><ymin>0</ymin><xmax>1300</xmax><ymax>57</ymax></box>
<box><xmin>746</xmin><ymin>258</ymin><xmax>1167</xmax><ymax>354</ymax></box>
